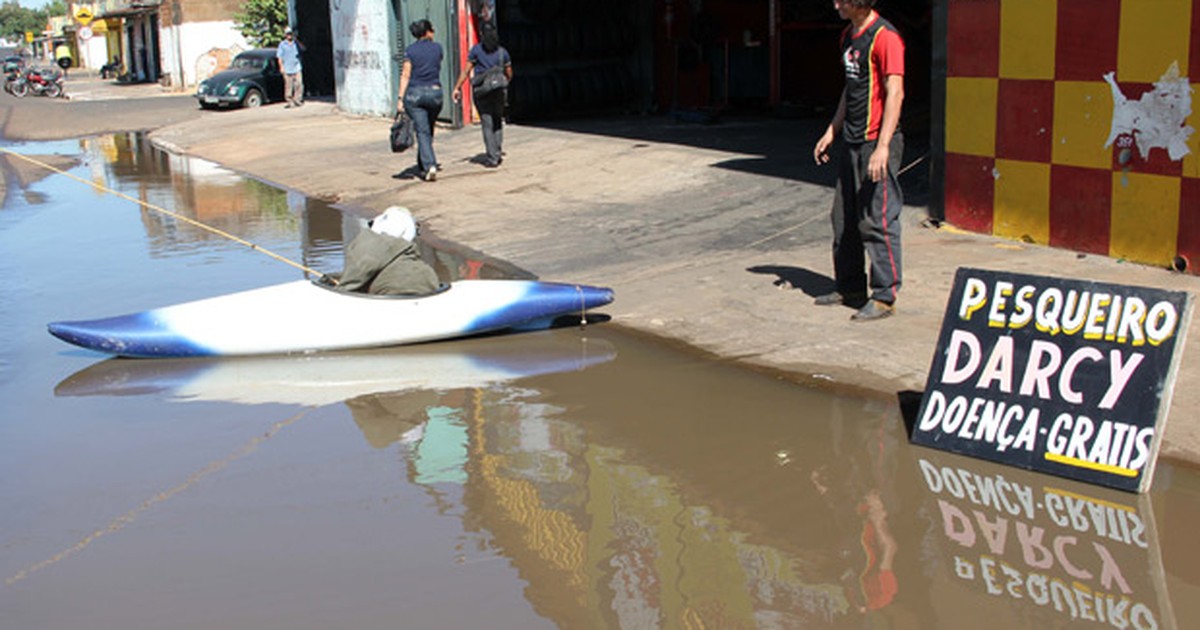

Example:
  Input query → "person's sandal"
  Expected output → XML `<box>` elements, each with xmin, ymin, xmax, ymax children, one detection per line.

<box><xmin>814</xmin><ymin>291</ymin><xmax>865</xmax><ymax>306</ymax></box>
<box><xmin>851</xmin><ymin>300</ymin><xmax>894</xmax><ymax>322</ymax></box>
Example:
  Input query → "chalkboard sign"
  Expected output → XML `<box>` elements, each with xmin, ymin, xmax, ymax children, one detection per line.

<box><xmin>913</xmin><ymin>268</ymin><xmax>1193</xmax><ymax>492</ymax></box>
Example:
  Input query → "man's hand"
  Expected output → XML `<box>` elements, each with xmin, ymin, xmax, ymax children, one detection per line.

<box><xmin>814</xmin><ymin>128</ymin><xmax>835</xmax><ymax>165</ymax></box>
<box><xmin>868</xmin><ymin>144</ymin><xmax>889</xmax><ymax>182</ymax></box>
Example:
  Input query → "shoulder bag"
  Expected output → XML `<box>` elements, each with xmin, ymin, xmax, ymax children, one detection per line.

<box><xmin>472</xmin><ymin>65</ymin><xmax>508</xmax><ymax>98</ymax></box>
<box><xmin>390</xmin><ymin>111</ymin><xmax>414</xmax><ymax>153</ymax></box>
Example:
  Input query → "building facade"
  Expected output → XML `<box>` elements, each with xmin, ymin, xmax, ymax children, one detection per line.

<box><xmin>937</xmin><ymin>0</ymin><xmax>1198</xmax><ymax>273</ymax></box>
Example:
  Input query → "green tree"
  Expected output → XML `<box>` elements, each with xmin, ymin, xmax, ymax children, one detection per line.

<box><xmin>234</xmin><ymin>0</ymin><xmax>289</xmax><ymax>48</ymax></box>
<box><xmin>0</xmin><ymin>1</ymin><xmax>45</xmax><ymax>42</ymax></box>
<box><xmin>42</xmin><ymin>0</ymin><xmax>67</xmax><ymax>17</ymax></box>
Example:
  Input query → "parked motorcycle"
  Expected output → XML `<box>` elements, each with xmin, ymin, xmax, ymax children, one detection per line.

<box><xmin>10</xmin><ymin>67</ymin><xmax>64</xmax><ymax>99</ymax></box>
<box><xmin>3</xmin><ymin>69</ymin><xmax>20</xmax><ymax>96</ymax></box>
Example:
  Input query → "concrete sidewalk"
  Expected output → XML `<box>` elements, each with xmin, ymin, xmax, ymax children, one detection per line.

<box><xmin>65</xmin><ymin>74</ymin><xmax>183</xmax><ymax>102</ymax></box>
<box><xmin>137</xmin><ymin>100</ymin><xmax>1200</xmax><ymax>469</ymax></box>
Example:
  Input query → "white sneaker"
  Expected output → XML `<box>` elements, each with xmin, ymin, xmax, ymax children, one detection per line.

<box><xmin>424</xmin><ymin>166</ymin><xmax>437</xmax><ymax>182</ymax></box>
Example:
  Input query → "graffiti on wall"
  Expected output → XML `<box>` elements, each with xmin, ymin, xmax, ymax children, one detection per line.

<box><xmin>332</xmin><ymin>0</ymin><xmax>393</xmax><ymax>116</ymax></box>
<box><xmin>194</xmin><ymin>46</ymin><xmax>244</xmax><ymax>83</ymax></box>
<box><xmin>334</xmin><ymin>50</ymin><xmax>384</xmax><ymax>71</ymax></box>
<box><xmin>1104</xmin><ymin>62</ymin><xmax>1194</xmax><ymax>162</ymax></box>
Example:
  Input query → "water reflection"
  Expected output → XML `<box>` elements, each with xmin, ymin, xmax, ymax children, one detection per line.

<box><xmin>475</xmin><ymin>386</ymin><xmax>914</xmax><ymax>628</ymax></box>
<box><xmin>912</xmin><ymin>451</ymin><xmax>1172</xmax><ymax>629</ymax></box>
<box><xmin>2</xmin><ymin>132</ymin><xmax>533</xmax><ymax>284</ymax></box>
<box><xmin>0</xmin><ymin>148</ymin><xmax>80</xmax><ymax>206</ymax></box>
<box><xmin>37</xmin><ymin>324</ymin><xmax>1189</xmax><ymax>628</ymax></box>
<box><xmin>55</xmin><ymin>329</ymin><xmax>617</xmax><ymax>407</ymax></box>
<box><xmin>351</xmin><ymin>346</ymin><xmax>1180</xmax><ymax>629</ymax></box>
<box><xmin>46</xmin><ymin>325</ymin><xmax>1187</xmax><ymax>626</ymax></box>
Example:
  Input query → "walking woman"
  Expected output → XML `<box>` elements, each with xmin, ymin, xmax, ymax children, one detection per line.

<box><xmin>398</xmin><ymin>19</ymin><xmax>444</xmax><ymax>182</ymax></box>
<box><xmin>452</xmin><ymin>23</ymin><xmax>512</xmax><ymax>168</ymax></box>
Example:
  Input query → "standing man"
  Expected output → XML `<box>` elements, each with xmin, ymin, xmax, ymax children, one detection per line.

<box><xmin>276</xmin><ymin>26</ymin><xmax>304</xmax><ymax>108</ymax></box>
<box><xmin>813</xmin><ymin>0</ymin><xmax>905</xmax><ymax>322</ymax></box>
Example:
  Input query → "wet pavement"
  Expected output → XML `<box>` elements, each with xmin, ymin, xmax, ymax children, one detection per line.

<box><xmin>2</xmin><ymin>134</ymin><xmax>1199</xmax><ymax>628</ymax></box>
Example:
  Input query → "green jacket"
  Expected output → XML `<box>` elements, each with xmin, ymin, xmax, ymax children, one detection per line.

<box><xmin>337</xmin><ymin>229</ymin><xmax>440</xmax><ymax>295</ymax></box>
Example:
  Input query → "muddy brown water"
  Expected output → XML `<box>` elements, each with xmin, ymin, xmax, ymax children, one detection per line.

<box><xmin>1</xmin><ymin>135</ymin><xmax>1197</xmax><ymax>628</ymax></box>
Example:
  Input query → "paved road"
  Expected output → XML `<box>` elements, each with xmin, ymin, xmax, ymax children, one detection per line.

<box><xmin>7</xmin><ymin>72</ymin><xmax>1200</xmax><ymax>474</ymax></box>
<box><xmin>0</xmin><ymin>71</ymin><xmax>198</xmax><ymax>140</ymax></box>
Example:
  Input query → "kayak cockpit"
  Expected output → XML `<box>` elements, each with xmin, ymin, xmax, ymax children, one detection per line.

<box><xmin>310</xmin><ymin>276</ymin><xmax>451</xmax><ymax>299</ymax></box>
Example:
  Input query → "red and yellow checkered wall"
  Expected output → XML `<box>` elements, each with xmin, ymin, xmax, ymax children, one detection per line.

<box><xmin>943</xmin><ymin>0</ymin><xmax>1200</xmax><ymax>272</ymax></box>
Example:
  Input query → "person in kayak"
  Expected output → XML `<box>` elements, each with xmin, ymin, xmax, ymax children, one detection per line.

<box><xmin>337</xmin><ymin>206</ymin><xmax>441</xmax><ymax>295</ymax></box>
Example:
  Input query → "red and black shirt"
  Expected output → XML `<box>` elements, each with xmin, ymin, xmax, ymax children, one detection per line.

<box><xmin>840</xmin><ymin>13</ymin><xmax>905</xmax><ymax>143</ymax></box>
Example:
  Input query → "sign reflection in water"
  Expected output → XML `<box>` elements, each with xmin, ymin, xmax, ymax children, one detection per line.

<box><xmin>913</xmin><ymin>450</ymin><xmax>1173</xmax><ymax>628</ymax></box>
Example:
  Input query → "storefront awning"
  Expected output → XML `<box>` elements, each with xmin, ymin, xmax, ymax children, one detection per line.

<box><xmin>97</xmin><ymin>2</ymin><xmax>161</xmax><ymax>20</ymax></box>
<box><xmin>98</xmin><ymin>7</ymin><xmax>158</xmax><ymax>19</ymax></box>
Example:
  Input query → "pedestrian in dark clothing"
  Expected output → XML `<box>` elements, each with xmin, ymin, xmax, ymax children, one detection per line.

<box><xmin>452</xmin><ymin>23</ymin><xmax>513</xmax><ymax>168</ymax></box>
<box><xmin>813</xmin><ymin>0</ymin><xmax>905</xmax><ymax>322</ymax></box>
<box><xmin>101</xmin><ymin>55</ymin><xmax>121</xmax><ymax>80</ymax></box>
<box><xmin>398</xmin><ymin>19</ymin><xmax>444</xmax><ymax>182</ymax></box>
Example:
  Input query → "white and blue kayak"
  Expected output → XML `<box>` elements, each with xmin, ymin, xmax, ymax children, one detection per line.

<box><xmin>48</xmin><ymin>279</ymin><xmax>614</xmax><ymax>358</ymax></box>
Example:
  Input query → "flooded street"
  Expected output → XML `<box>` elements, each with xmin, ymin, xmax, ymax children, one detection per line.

<box><xmin>2</xmin><ymin>135</ymin><xmax>1198</xmax><ymax>628</ymax></box>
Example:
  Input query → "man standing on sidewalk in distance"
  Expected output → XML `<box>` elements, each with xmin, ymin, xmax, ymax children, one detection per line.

<box><xmin>277</xmin><ymin>26</ymin><xmax>304</xmax><ymax>108</ymax></box>
<box><xmin>813</xmin><ymin>0</ymin><xmax>905</xmax><ymax>322</ymax></box>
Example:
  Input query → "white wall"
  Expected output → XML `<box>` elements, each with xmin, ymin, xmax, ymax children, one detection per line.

<box><xmin>79</xmin><ymin>34</ymin><xmax>108</xmax><ymax>70</ymax></box>
<box><xmin>160</xmin><ymin>21</ymin><xmax>250</xmax><ymax>88</ymax></box>
<box><xmin>332</xmin><ymin>0</ymin><xmax>394</xmax><ymax>116</ymax></box>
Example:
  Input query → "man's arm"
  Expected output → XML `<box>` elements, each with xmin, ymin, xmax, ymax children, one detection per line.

<box><xmin>867</xmin><ymin>74</ymin><xmax>904</xmax><ymax>182</ymax></box>
<box><xmin>814</xmin><ymin>91</ymin><xmax>847</xmax><ymax>165</ymax></box>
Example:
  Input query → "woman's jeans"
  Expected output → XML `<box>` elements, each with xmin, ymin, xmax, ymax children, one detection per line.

<box><xmin>474</xmin><ymin>90</ymin><xmax>505</xmax><ymax>164</ymax></box>
<box><xmin>404</xmin><ymin>85</ymin><xmax>443</xmax><ymax>174</ymax></box>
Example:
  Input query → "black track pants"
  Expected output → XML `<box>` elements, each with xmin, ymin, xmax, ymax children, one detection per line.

<box><xmin>830</xmin><ymin>133</ymin><xmax>904</xmax><ymax>304</ymax></box>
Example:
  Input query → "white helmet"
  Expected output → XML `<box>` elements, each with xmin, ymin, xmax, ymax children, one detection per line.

<box><xmin>370</xmin><ymin>206</ymin><xmax>417</xmax><ymax>242</ymax></box>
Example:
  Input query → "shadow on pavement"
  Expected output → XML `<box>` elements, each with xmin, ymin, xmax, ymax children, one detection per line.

<box><xmin>746</xmin><ymin>264</ymin><xmax>835</xmax><ymax>298</ymax></box>
<box><xmin>528</xmin><ymin>113</ymin><xmax>931</xmax><ymax>206</ymax></box>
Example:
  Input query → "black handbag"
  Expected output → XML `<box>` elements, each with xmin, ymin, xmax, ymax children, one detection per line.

<box><xmin>471</xmin><ymin>65</ymin><xmax>508</xmax><ymax>97</ymax></box>
<box><xmin>390</xmin><ymin>112</ymin><xmax>414</xmax><ymax>153</ymax></box>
